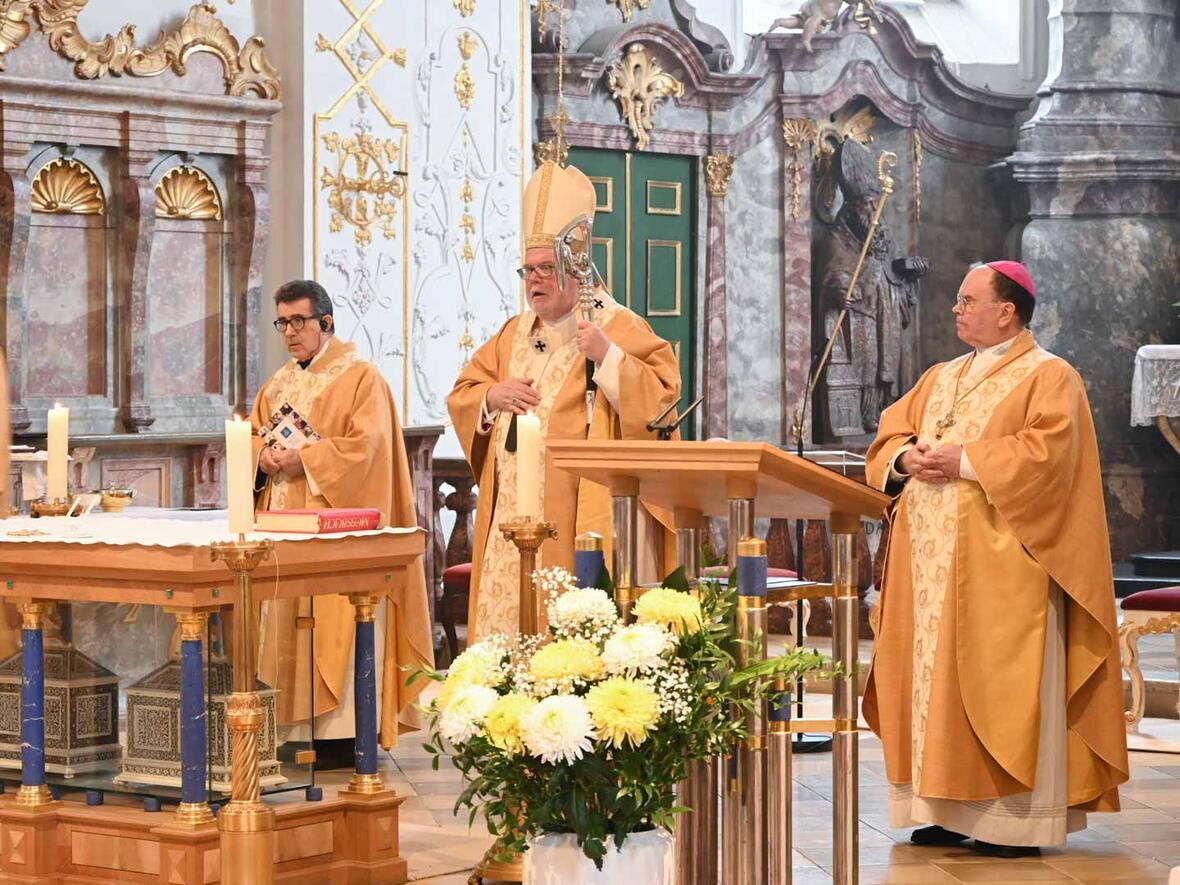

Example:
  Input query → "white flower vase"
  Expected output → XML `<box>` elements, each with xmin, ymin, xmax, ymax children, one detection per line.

<box><xmin>523</xmin><ymin>829</ymin><xmax>675</xmax><ymax>884</ymax></box>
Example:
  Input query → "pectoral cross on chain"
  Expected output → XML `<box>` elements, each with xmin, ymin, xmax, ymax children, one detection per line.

<box><xmin>934</xmin><ymin>413</ymin><xmax>955</xmax><ymax>440</ymax></box>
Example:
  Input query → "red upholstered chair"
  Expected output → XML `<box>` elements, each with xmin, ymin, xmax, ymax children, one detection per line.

<box><xmin>1118</xmin><ymin>586</ymin><xmax>1180</xmax><ymax>731</ymax></box>
<box><xmin>440</xmin><ymin>563</ymin><xmax>472</xmax><ymax>666</ymax></box>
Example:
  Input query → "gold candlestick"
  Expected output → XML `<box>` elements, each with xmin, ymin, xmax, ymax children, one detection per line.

<box><xmin>471</xmin><ymin>517</ymin><xmax>557</xmax><ymax>885</ymax></box>
<box><xmin>499</xmin><ymin>516</ymin><xmax>558</xmax><ymax>636</ymax></box>
<box><xmin>210</xmin><ymin>536</ymin><xmax>274</xmax><ymax>885</ymax></box>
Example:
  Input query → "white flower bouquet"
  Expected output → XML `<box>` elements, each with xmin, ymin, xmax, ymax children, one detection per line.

<box><xmin>417</xmin><ymin>566</ymin><xmax>828</xmax><ymax>869</ymax></box>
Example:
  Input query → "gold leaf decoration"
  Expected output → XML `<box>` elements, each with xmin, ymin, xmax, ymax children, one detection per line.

<box><xmin>608</xmin><ymin>0</ymin><xmax>650</xmax><ymax>22</ymax></box>
<box><xmin>533</xmin><ymin>140</ymin><xmax>569</xmax><ymax>168</ymax></box>
<box><xmin>30</xmin><ymin>0</ymin><xmax>281</xmax><ymax>99</ymax></box>
<box><xmin>31</xmin><ymin>157</ymin><xmax>104</xmax><ymax>215</ymax></box>
<box><xmin>454</xmin><ymin>32</ymin><xmax>476</xmax><ymax>109</ymax></box>
<box><xmin>607</xmin><ymin>43</ymin><xmax>685</xmax><ymax>152</ymax></box>
<box><xmin>319</xmin><ymin>130</ymin><xmax>406</xmax><ymax>248</ymax></box>
<box><xmin>453</xmin><ymin>0</ymin><xmax>475</xmax><ymax>16</ymax></box>
<box><xmin>704</xmin><ymin>154</ymin><xmax>734</xmax><ymax>198</ymax></box>
<box><xmin>0</xmin><ymin>0</ymin><xmax>32</xmax><ymax>70</ymax></box>
<box><xmin>782</xmin><ymin>119</ymin><xmax>816</xmax><ymax>221</ymax></box>
<box><xmin>155</xmin><ymin>166</ymin><xmax>222</xmax><ymax>221</ymax></box>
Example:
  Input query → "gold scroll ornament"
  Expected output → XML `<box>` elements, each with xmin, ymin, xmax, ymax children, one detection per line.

<box><xmin>607</xmin><ymin>43</ymin><xmax>685</xmax><ymax>152</ymax></box>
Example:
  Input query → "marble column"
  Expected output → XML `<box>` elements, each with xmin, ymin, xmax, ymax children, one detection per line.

<box><xmin>703</xmin><ymin>154</ymin><xmax>735</xmax><ymax>440</ymax></box>
<box><xmin>1008</xmin><ymin>0</ymin><xmax>1180</xmax><ymax>558</ymax></box>
<box><xmin>17</xmin><ymin>602</ymin><xmax>52</xmax><ymax>806</ymax></box>
<box><xmin>173</xmin><ymin>610</ymin><xmax>214</xmax><ymax>827</ymax></box>
<box><xmin>344</xmin><ymin>593</ymin><xmax>386</xmax><ymax>796</ymax></box>
<box><xmin>781</xmin><ymin>118</ymin><xmax>817</xmax><ymax>445</ymax></box>
<box><xmin>119</xmin><ymin>151</ymin><xmax>157</xmax><ymax>432</ymax></box>
<box><xmin>1</xmin><ymin>141</ymin><xmax>33</xmax><ymax>432</ymax></box>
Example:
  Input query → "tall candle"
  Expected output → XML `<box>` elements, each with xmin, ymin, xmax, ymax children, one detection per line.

<box><xmin>46</xmin><ymin>405</ymin><xmax>69</xmax><ymax>501</ymax></box>
<box><xmin>516</xmin><ymin>412</ymin><xmax>541</xmax><ymax>518</ymax></box>
<box><xmin>225</xmin><ymin>416</ymin><xmax>254</xmax><ymax>535</ymax></box>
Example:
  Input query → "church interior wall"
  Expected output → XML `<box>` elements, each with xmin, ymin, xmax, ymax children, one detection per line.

<box><xmin>725</xmin><ymin>130</ymin><xmax>784</xmax><ymax>443</ymax></box>
<box><xmin>278</xmin><ymin>0</ymin><xmax>530</xmax><ymax>458</ymax></box>
<box><xmin>915</xmin><ymin>151</ymin><xmax>1017</xmax><ymax>368</ymax></box>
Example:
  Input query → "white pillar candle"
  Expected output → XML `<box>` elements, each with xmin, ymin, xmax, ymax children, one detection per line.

<box><xmin>225</xmin><ymin>416</ymin><xmax>254</xmax><ymax>535</ymax></box>
<box><xmin>516</xmin><ymin>412</ymin><xmax>541</xmax><ymax>519</ymax></box>
<box><xmin>46</xmin><ymin>405</ymin><xmax>69</xmax><ymax>501</ymax></box>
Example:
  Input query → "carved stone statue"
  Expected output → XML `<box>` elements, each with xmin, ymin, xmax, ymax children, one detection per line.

<box><xmin>771</xmin><ymin>0</ymin><xmax>882</xmax><ymax>52</ymax></box>
<box><xmin>815</xmin><ymin>140</ymin><xmax>929</xmax><ymax>441</ymax></box>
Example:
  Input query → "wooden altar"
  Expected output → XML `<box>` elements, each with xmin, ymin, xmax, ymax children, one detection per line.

<box><xmin>0</xmin><ymin>518</ymin><xmax>424</xmax><ymax>885</ymax></box>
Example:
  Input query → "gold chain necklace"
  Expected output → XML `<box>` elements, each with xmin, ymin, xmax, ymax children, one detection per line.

<box><xmin>933</xmin><ymin>353</ymin><xmax>998</xmax><ymax>440</ymax></box>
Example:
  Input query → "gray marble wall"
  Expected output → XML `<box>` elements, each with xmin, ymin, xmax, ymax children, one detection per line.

<box><xmin>726</xmin><ymin>132</ymin><xmax>783</xmax><ymax>442</ymax></box>
<box><xmin>1009</xmin><ymin>0</ymin><xmax>1180</xmax><ymax>558</ymax></box>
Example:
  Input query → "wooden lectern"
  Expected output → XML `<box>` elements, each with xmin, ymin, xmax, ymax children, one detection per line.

<box><xmin>549</xmin><ymin>440</ymin><xmax>890</xmax><ymax>885</ymax></box>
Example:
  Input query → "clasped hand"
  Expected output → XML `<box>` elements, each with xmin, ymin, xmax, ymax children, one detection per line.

<box><xmin>900</xmin><ymin>442</ymin><xmax>961</xmax><ymax>484</ymax></box>
<box><xmin>259</xmin><ymin>444</ymin><xmax>305</xmax><ymax>479</ymax></box>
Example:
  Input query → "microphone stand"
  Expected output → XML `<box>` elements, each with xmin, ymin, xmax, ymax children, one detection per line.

<box><xmin>789</xmin><ymin>150</ymin><xmax>897</xmax><ymax>754</ymax></box>
<box><xmin>647</xmin><ymin>394</ymin><xmax>704</xmax><ymax>440</ymax></box>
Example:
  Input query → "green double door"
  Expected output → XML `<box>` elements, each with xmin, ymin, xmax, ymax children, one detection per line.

<box><xmin>567</xmin><ymin>147</ymin><xmax>695</xmax><ymax>437</ymax></box>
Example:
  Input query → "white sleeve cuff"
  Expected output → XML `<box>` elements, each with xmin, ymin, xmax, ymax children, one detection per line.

<box><xmin>478</xmin><ymin>393</ymin><xmax>498</xmax><ymax>435</ymax></box>
<box><xmin>887</xmin><ymin>444</ymin><xmax>914</xmax><ymax>486</ymax></box>
<box><xmin>303</xmin><ymin>456</ymin><xmax>324</xmax><ymax>498</ymax></box>
<box><xmin>594</xmin><ymin>343</ymin><xmax>623</xmax><ymax>412</ymax></box>
<box><xmin>959</xmin><ymin>448</ymin><xmax>978</xmax><ymax>482</ymax></box>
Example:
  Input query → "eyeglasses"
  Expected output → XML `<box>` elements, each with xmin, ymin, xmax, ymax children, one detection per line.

<box><xmin>516</xmin><ymin>263</ymin><xmax>556</xmax><ymax>280</ymax></box>
<box><xmin>953</xmin><ymin>295</ymin><xmax>1004</xmax><ymax>313</ymax></box>
<box><xmin>273</xmin><ymin>315</ymin><xmax>321</xmax><ymax>332</ymax></box>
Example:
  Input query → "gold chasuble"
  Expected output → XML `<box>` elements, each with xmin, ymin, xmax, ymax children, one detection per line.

<box><xmin>863</xmin><ymin>330</ymin><xmax>1128</xmax><ymax>845</ymax></box>
<box><xmin>249</xmin><ymin>336</ymin><xmax>432</xmax><ymax>746</ymax></box>
<box><xmin>450</xmin><ymin>293</ymin><xmax>679</xmax><ymax>638</ymax></box>
<box><xmin>448</xmin><ymin>160</ymin><xmax>681</xmax><ymax>640</ymax></box>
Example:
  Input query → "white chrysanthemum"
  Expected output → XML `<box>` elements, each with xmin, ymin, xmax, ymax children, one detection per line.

<box><xmin>438</xmin><ymin>684</ymin><xmax>499</xmax><ymax>743</ymax></box>
<box><xmin>520</xmin><ymin>694</ymin><xmax>597</xmax><ymax>764</ymax></box>
<box><xmin>549</xmin><ymin>587</ymin><xmax>619</xmax><ymax>634</ymax></box>
<box><xmin>601</xmin><ymin>623</ymin><xmax>674</xmax><ymax>675</ymax></box>
<box><xmin>445</xmin><ymin>637</ymin><xmax>509</xmax><ymax>689</ymax></box>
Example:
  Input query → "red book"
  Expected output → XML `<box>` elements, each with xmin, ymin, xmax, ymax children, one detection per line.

<box><xmin>254</xmin><ymin>508</ymin><xmax>381</xmax><ymax>534</ymax></box>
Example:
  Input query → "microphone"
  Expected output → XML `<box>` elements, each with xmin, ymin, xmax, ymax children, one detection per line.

<box><xmin>647</xmin><ymin>395</ymin><xmax>704</xmax><ymax>441</ymax></box>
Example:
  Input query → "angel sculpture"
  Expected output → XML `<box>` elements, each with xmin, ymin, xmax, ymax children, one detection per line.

<box><xmin>771</xmin><ymin>0</ymin><xmax>882</xmax><ymax>52</ymax></box>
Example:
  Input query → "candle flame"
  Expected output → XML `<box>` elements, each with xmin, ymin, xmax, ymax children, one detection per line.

<box><xmin>232</xmin><ymin>413</ymin><xmax>244</xmax><ymax>422</ymax></box>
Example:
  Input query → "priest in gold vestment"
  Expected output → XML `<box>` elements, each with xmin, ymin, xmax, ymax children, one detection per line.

<box><xmin>448</xmin><ymin>161</ymin><xmax>681</xmax><ymax>640</ymax></box>
<box><xmin>250</xmin><ymin>280</ymin><xmax>432</xmax><ymax>757</ymax></box>
<box><xmin>864</xmin><ymin>262</ymin><xmax>1128</xmax><ymax>856</ymax></box>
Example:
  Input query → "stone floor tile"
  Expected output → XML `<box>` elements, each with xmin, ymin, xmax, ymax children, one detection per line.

<box><xmin>1045</xmin><ymin>855</ymin><xmax>1173</xmax><ymax>882</ymax></box>
<box><xmin>932</xmin><ymin>859</ymin><xmax>1079</xmax><ymax>882</ymax></box>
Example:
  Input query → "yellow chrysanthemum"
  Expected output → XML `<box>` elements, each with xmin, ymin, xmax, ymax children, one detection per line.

<box><xmin>529</xmin><ymin>638</ymin><xmax>605</xmax><ymax>684</ymax></box>
<box><xmin>585</xmin><ymin>677</ymin><xmax>660</xmax><ymax>748</ymax></box>
<box><xmin>484</xmin><ymin>692</ymin><xmax>536</xmax><ymax>755</ymax></box>
<box><xmin>633</xmin><ymin>587</ymin><xmax>703</xmax><ymax>632</ymax></box>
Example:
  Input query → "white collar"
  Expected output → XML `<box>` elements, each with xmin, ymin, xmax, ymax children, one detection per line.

<box><xmin>975</xmin><ymin>335</ymin><xmax>1018</xmax><ymax>358</ymax></box>
<box><xmin>299</xmin><ymin>336</ymin><xmax>333</xmax><ymax>369</ymax></box>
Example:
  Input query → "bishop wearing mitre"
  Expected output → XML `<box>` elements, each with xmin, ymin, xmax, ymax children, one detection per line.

<box><xmin>448</xmin><ymin>161</ymin><xmax>681</xmax><ymax>640</ymax></box>
<box><xmin>250</xmin><ymin>280</ymin><xmax>432</xmax><ymax>765</ymax></box>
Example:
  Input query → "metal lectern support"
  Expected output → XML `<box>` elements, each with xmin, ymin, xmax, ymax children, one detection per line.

<box><xmin>831</xmin><ymin>515</ymin><xmax>861</xmax><ymax>885</ymax></box>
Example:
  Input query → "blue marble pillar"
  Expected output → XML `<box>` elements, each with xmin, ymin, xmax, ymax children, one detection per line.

<box><xmin>180</xmin><ymin>632</ymin><xmax>207</xmax><ymax>807</ymax></box>
<box><xmin>20</xmin><ymin>615</ymin><xmax>45</xmax><ymax>791</ymax></box>
<box><xmin>354</xmin><ymin>617</ymin><xmax>378</xmax><ymax>777</ymax></box>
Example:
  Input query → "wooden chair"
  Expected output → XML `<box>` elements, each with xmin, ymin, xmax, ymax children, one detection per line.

<box><xmin>1118</xmin><ymin>586</ymin><xmax>1180</xmax><ymax>731</ymax></box>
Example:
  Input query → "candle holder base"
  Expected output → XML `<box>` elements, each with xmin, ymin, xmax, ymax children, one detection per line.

<box><xmin>30</xmin><ymin>498</ymin><xmax>69</xmax><ymax>518</ymax></box>
<box><xmin>498</xmin><ymin>517</ymin><xmax>557</xmax><ymax>636</ymax></box>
